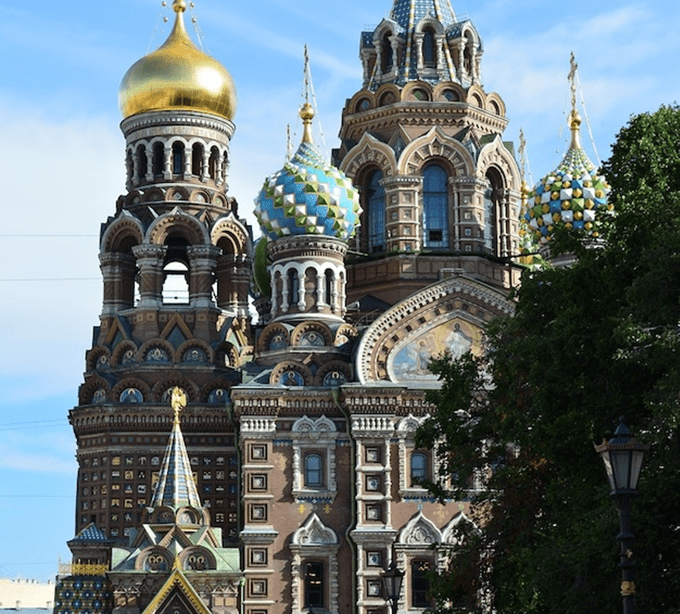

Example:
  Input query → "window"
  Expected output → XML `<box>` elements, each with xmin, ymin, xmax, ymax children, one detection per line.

<box><xmin>304</xmin><ymin>453</ymin><xmax>323</xmax><ymax>487</ymax></box>
<box><xmin>162</xmin><ymin>261</ymin><xmax>190</xmax><ymax>304</ymax></box>
<box><xmin>288</xmin><ymin>269</ymin><xmax>300</xmax><ymax>306</ymax></box>
<box><xmin>136</xmin><ymin>145</ymin><xmax>148</xmax><ymax>182</ymax></box>
<box><xmin>423</xmin><ymin>28</ymin><xmax>436</xmax><ymax>66</ymax></box>
<box><xmin>172</xmin><ymin>141</ymin><xmax>184</xmax><ymax>175</ymax></box>
<box><xmin>484</xmin><ymin>169</ymin><xmax>502</xmax><ymax>255</ymax></box>
<box><xmin>410</xmin><ymin>452</ymin><xmax>428</xmax><ymax>484</ymax></box>
<box><xmin>192</xmin><ymin>143</ymin><xmax>204</xmax><ymax>177</ymax></box>
<box><xmin>305</xmin><ymin>562</ymin><xmax>324</xmax><ymax>609</ymax></box>
<box><xmin>152</xmin><ymin>142</ymin><xmax>164</xmax><ymax>176</ymax></box>
<box><xmin>423</xmin><ymin>165</ymin><xmax>449</xmax><ymax>249</ymax></box>
<box><xmin>381</xmin><ymin>32</ymin><xmax>393</xmax><ymax>73</ymax></box>
<box><xmin>411</xmin><ymin>560</ymin><xmax>431</xmax><ymax>608</ymax></box>
<box><xmin>324</xmin><ymin>270</ymin><xmax>334</xmax><ymax>306</ymax></box>
<box><xmin>366</xmin><ymin>170</ymin><xmax>386</xmax><ymax>253</ymax></box>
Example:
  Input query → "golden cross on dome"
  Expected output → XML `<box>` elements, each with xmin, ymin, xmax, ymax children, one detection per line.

<box><xmin>568</xmin><ymin>52</ymin><xmax>578</xmax><ymax>114</ymax></box>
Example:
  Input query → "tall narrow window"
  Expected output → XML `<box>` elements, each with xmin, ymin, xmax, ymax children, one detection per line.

<box><xmin>366</xmin><ymin>170</ymin><xmax>386</xmax><ymax>253</ymax></box>
<box><xmin>304</xmin><ymin>453</ymin><xmax>323</xmax><ymax>487</ymax></box>
<box><xmin>172</xmin><ymin>142</ymin><xmax>185</xmax><ymax>175</ymax></box>
<box><xmin>192</xmin><ymin>143</ymin><xmax>204</xmax><ymax>177</ymax></box>
<box><xmin>209</xmin><ymin>146</ymin><xmax>220</xmax><ymax>180</ymax></box>
<box><xmin>136</xmin><ymin>145</ymin><xmax>148</xmax><ymax>183</ymax></box>
<box><xmin>324</xmin><ymin>270</ymin><xmax>334</xmax><ymax>307</ymax></box>
<box><xmin>305</xmin><ymin>562</ymin><xmax>324</xmax><ymax>608</ymax></box>
<box><xmin>423</xmin><ymin>165</ymin><xmax>449</xmax><ymax>249</ymax></box>
<box><xmin>381</xmin><ymin>32</ymin><xmax>393</xmax><ymax>73</ymax></box>
<box><xmin>423</xmin><ymin>28</ymin><xmax>435</xmax><ymax>67</ymax></box>
<box><xmin>288</xmin><ymin>269</ymin><xmax>300</xmax><ymax>307</ymax></box>
<box><xmin>410</xmin><ymin>452</ymin><xmax>427</xmax><ymax>484</ymax></box>
<box><xmin>152</xmin><ymin>142</ymin><xmax>164</xmax><ymax>177</ymax></box>
<box><xmin>484</xmin><ymin>170</ymin><xmax>502</xmax><ymax>255</ymax></box>
<box><xmin>411</xmin><ymin>560</ymin><xmax>431</xmax><ymax>608</ymax></box>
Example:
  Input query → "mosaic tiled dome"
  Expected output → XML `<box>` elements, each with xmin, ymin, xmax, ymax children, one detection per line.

<box><xmin>254</xmin><ymin>104</ymin><xmax>361</xmax><ymax>242</ymax></box>
<box><xmin>524</xmin><ymin>111</ymin><xmax>611</xmax><ymax>246</ymax></box>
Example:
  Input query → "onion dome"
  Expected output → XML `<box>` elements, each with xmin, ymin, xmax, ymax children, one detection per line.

<box><xmin>254</xmin><ymin>103</ymin><xmax>361</xmax><ymax>242</ymax></box>
<box><xmin>524</xmin><ymin>110</ymin><xmax>611</xmax><ymax>246</ymax></box>
<box><xmin>119</xmin><ymin>0</ymin><xmax>236</xmax><ymax>120</ymax></box>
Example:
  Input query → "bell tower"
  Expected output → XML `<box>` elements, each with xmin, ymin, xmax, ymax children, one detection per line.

<box><xmin>68</xmin><ymin>0</ymin><xmax>252</xmax><ymax>544</ymax></box>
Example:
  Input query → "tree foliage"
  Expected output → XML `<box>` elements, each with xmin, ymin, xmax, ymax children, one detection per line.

<box><xmin>416</xmin><ymin>105</ymin><xmax>680</xmax><ymax>614</ymax></box>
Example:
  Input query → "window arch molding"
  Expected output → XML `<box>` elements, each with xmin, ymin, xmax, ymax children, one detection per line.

<box><xmin>290</xmin><ymin>415</ymin><xmax>338</xmax><ymax>502</ymax></box>
<box><xmin>290</xmin><ymin>515</ymin><xmax>340</xmax><ymax>614</ymax></box>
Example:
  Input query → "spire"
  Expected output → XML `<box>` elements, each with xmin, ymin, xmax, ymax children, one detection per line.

<box><xmin>150</xmin><ymin>387</ymin><xmax>203</xmax><ymax>511</ymax></box>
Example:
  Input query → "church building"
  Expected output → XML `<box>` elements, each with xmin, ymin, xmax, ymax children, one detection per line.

<box><xmin>54</xmin><ymin>0</ymin><xmax>550</xmax><ymax>613</ymax></box>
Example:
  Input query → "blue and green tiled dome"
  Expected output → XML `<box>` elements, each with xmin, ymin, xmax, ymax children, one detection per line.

<box><xmin>524</xmin><ymin>111</ymin><xmax>611</xmax><ymax>246</ymax></box>
<box><xmin>254</xmin><ymin>103</ymin><xmax>361</xmax><ymax>242</ymax></box>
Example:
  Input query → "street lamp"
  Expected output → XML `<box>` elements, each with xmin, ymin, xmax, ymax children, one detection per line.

<box><xmin>382</xmin><ymin>559</ymin><xmax>404</xmax><ymax>614</ymax></box>
<box><xmin>595</xmin><ymin>416</ymin><xmax>648</xmax><ymax>614</ymax></box>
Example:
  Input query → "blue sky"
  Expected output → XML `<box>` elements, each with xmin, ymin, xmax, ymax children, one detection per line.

<box><xmin>1</xmin><ymin>0</ymin><xmax>679</xmax><ymax>582</ymax></box>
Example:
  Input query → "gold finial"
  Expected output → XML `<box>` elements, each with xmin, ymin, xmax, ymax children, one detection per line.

<box><xmin>300</xmin><ymin>103</ymin><xmax>314</xmax><ymax>144</ymax></box>
<box><xmin>171</xmin><ymin>386</ymin><xmax>187</xmax><ymax>424</ymax></box>
<box><xmin>173</xmin><ymin>0</ymin><xmax>187</xmax><ymax>13</ymax></box>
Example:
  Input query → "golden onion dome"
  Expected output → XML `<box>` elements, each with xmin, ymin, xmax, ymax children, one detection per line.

<box><xmin>119</xmin><ymin>0</ymin><xmax>236</xmax><ymax>120</ymax></box>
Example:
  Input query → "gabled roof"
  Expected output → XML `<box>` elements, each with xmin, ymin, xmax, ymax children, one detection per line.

<box><xmin>141</xmin><ymin>568</ymin><xmax>211</xmax><ymax>614</ymax></box>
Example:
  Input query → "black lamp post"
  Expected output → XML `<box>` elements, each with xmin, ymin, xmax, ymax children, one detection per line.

<box><xmin>382</xmin><ymin>559</ymin><xmax>405</xmax><ymax>614</ymax></box>
<box><xmin>595</xmin><ymin>416</ymin><xmax>648</xmax><ymax>614</ymax></box>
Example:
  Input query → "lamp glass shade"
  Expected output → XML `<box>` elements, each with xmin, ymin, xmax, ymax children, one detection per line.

<box><xmin>382</xmin><ymin>564</ymin><xmax>404</xmax><ymax>602</ymax></box>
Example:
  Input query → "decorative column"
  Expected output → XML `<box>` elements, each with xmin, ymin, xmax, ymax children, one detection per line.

<box><xmin>187</xmin><ymin>245</ymin><xmax>220</xmax><ymax>309</ymax></box>
<box><xmin>163</xmin><ymin>145</ymin><xmax>172</xmax><ymax>180</ymax></box>
<box><xmin>132</xmin><ymin>244</ymin><xmax>166</xmax><ymax>309</ymax></box>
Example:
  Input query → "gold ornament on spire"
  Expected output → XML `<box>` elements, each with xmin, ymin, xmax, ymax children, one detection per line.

<box><xmin>171</xmin><ymin>386</ymin><xmax>187</xmax><ymax>424</ymax></box>
<box><xmin>119</xmin><ymin>0</ymin><xmax>236</xmax><ymax>120</ymax></box>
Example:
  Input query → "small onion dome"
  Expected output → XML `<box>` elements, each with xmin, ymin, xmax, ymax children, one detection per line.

<box><xmin>119</xmin><ymin>0</ymin><xmax>236</xmax><ymax>120</ymax></box>
<box><xmin>254</xmin><ymin>103</ymin><xmax>361</xmax><ymax>242</ymax></box>
<box><xmin>524</xmin><ymin>110</ymin><xmax>611</xmax><ymax>246</ymax></box>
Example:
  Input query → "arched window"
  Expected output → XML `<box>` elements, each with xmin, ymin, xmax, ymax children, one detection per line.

<box><xmin>484</xmin><ymin>169</ymin><xmax>502</xmax><ymax>255</ymax></box>
<box><xmin>366</xmin><ymin>170</ymin><xmax>386</xmax><ymax>253</ymax></box>
<box><xmin>162</xmin><ymin>261</ymin><xmax>189</xmax><ymax>304</ymax></box>
<box><xmin>423</xmin><ymin>165</ymin><xmax>449</xmax><ymax>249</ymax></box>
<box><xmin>410</xmin><ymin>452</ymin><xmax>428</xmax><ymax>483</ymax></box>
<box><xmin>192</xmin><ymin>143</ymin><xmax>204</xmax><ymax>177</ymax></box>
<box><xmin>136</xmin><ymin>145</ymin><xmax>148</xmax><ymax>183</ymax></box>
<box><xmin>304</xmin><ymin>453</ymin><xmax>323</xmax><ymax>487</ymax></box>
<box><xmin>209</xmin><ymin>146</ymin><xmax>219</xmax><ymax>180</ymax></box>
<box><xmin>324</xmin><ymin>270</ymin><xmax>334</xmax><ymax>306</ymax></box>
<box><xmin>423</xmin><ymin>28</ymin><xmax>435</xmax><ymax>67</ymax></box>
<box><xmin>172</xmin><ymin>142</ymin><xmax>185</xmax><ymax>175</ymax></box>
<box><xmin>381</xmin><ymin>32</ymin><xmax>393</xmax><ymax>73</ymax></box>
<box><xmin>152</xmin><ymin>142</ymin><xmax>164</xmax><ymax>177</ymax></box>
<box><xmin>288</xmin><ymin>269</ymin><xmax>299</xmax><ymax>307</ymax></box>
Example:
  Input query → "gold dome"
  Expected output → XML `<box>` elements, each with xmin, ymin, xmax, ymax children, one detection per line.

<box><xmin>119</xmin><ymin>0</ymin><xmax>236</xmax><ymax>120</ymax></box>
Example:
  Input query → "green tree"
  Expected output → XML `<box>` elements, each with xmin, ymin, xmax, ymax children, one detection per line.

<box><xmin>417</xmin><ymin>105</ymin><xmax>680</xmax><ymax>614</ymax></box>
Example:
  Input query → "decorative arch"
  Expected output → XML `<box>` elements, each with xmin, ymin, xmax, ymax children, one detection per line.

<box><xmin>151</xmin><ymin>374</ymin><xmax>200</xmax><ymax>404</ymax></box>
<box><xmin>402</xmin><ymin>81</ymin><xmax>434</xmax><ymax>102</ymax></box>
<box><xmin>399</xmin><ymin>126</ymin><xmax>474</xmax><ymax>177</ymax></box>
<box><xmin>433</xmin><ymin>82</ymin><xmax>465</xmax><ymax>103</ymax></box>
<box><xmin>485</xmin><ymin>92</ymin><xmax>505</xmax><ymax>117</ymax></box>
<box><xmin>314</xmin><ymin>361</ymin><xmax>352</xmax><ymax>387</ymax></box>
<box><xmin>138</xmin><ymin>338</ymin><xmax>176</xmax><ymax>363</ymax></box>
<box><xmin>291</xmin><ymin>415</ymin><xmax>337</xmax><ymax>434</ymax></box>
<box><xmin>111</xmin><ymin>378</ymin><xmax>151</xmax><ymax>404</ymax></box>
<box><xmin>179</xmin><ymin>546</ymin><xmax>216</xmax><ymax>571</ymax></box>
<box><xmin>78</xmin><ymin>376</ymin><xmax>111</xmax><ymax>406</ymax></box>
<box><xmin>101</xmin><ymin>212</ymin><xmax>144</xmax><ymax>253</ymax></box>
<box><xmin>340</xmin><ymin>131</ymin><xmax>398</xmax><ymax>179</ymax></box>
<box><xmin>211</xmin><ymin>215</ymin><xmax>250</xmax><ymax>255</ymax></box>
<box><xmin>290</xmin><ymin>321</ymin><xmax>333</xmax><ymax>347</ymax></box>
<box><xmin>398</xmin><ymin>512</ymin><xmax>442</xmax><ymax>546</ymax></box>
<box><xmin>441</xmin><ymin>512</ymin><xmax>478</xmax><ymax>545</ymax></box>
<box><xmin>137</xmin><ymin>547</ymin><xmax>173</xmax><ymax>572</ymax></box>
<box><xmin>355</xmin><ymin>273</ymin><xmax>515</xmax><ymax>383</ymax></box>
<box><xmin>257</xmin><ymin>322</ymin><xmax>291</xmax><ymax>353</ymax></box>
<box><xmin>110</xmin><ymin>340</ymin><xmax>139</xmax><ymax>367</ymax></box>
<box><xmin>147</xmin><ymin>208</ymin><xmax>209</xmax><ymax>246</ymax></box>
<box><xmin>270</xmin><ymin>361</ymin><xmax>313</xmax><ymax>387</ymax></box>
<box><xmin>176</xmin><ymin>339</ymin><xmax>213</xmax><ymax>364</ymax></box>
<box><xmin>347</xmin><ymin>89</ymin><xmax>377</xmax><ymax>114</ymax></box>
<box><xmin>292</xmin><ymin>513</ymin><xmax>338</xmax><ymax>546</ymax></box>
